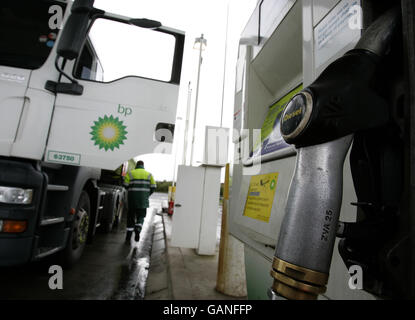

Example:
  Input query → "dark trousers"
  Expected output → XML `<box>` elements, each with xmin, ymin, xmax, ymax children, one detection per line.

<box><xmin>127</xmin><ymin>208</ymin><xmax>147</xmax><ymax>233</ymax></box>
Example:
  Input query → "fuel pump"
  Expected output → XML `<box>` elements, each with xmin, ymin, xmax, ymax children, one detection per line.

<box><xmin>269</xmin><ymin>7</ymin><xmax>403</xmax><ymax>300</ymax></box>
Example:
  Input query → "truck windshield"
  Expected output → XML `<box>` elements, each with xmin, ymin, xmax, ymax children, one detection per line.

<box><xmin>0</xmin><ymin>0</ymin><xmax>67</xmax><ymax>70</ymax></box>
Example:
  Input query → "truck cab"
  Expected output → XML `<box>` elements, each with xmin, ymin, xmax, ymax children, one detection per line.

<box><xmin>0</xmin><ymin>0</ymin><xmax>184</xmax><ymax>266</ymax></box>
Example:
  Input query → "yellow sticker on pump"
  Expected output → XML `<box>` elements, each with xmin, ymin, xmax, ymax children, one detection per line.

<box><xmin>243</xmin><ymin>172</ymin><xmax>279</xmax><ymax>223</ymax></box>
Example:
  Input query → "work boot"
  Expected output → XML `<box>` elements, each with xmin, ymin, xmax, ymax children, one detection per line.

<box><xmin>125</xmin><ymin>230</ymin><xmax>132</xmax><ymax>244</ymax></box>
<box><xmin>134</xmin><ymin>228</ymin><xmax>140</xmax><ymax>242</ymax></box>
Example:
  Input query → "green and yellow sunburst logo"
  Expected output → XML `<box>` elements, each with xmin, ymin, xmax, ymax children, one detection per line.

<box><xmin>90</xmin><ymin>115</ymin><xmax>128</xmax><ymax>151</ymax></box>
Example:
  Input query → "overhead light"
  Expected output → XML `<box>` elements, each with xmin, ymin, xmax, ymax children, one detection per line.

<box><xmin>193</xmin><ymin>34</ymin><xmax>207</xmax><ymax>50</ymax></box>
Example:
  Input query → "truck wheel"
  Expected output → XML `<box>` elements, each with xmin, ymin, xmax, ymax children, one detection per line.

<box><xmin>61</xmin><ymin>191</ymin><xmax>90</xmax><ymax>268</ymax></box>
<box><xmin>101</xmin><ymin>193</ymin><xmax>116</xmax><ymax>233</ymax></box>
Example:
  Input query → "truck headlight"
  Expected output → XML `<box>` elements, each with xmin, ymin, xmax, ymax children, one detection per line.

<box><xmin>0</xmin><ymin>187</ymin><xmax>33</xmax><ymax>204</ymax></box>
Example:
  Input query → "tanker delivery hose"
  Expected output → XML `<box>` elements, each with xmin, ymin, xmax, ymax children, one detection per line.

<box><xmin>269</xmin><ymin>7</ymin><xmax>401</xmax><ymax>300</ymax></box>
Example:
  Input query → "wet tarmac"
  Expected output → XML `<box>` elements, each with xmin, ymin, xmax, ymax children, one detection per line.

<box><xmin>0</xmin><ymin>194</ymin><xmax>166</xmax><ymax>300</ymax></box>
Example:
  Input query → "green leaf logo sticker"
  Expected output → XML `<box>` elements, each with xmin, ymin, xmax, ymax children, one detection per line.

<box><xmin>90</xmin><ymin>115</ymin><xmax>128</xmax><ymax>151</ymax></box>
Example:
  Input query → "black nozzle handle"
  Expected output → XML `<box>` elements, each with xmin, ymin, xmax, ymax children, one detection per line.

<box><xmin>355</xmin><ymin>6</ymin><xmax>401</xmax><ymax>58</ymax></box>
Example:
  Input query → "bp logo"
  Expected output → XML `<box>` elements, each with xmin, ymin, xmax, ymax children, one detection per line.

<box><xmin>90</xmin><ymin>115</ymin><xmax>128</xmax><ymax>151</ymax></box>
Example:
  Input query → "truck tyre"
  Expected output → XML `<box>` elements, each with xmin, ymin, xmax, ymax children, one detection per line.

<box><xmin>101</xmin><ymin>192</ymin><xmax>117</xmax><ymax>233</ymax></box>
<box><xmin>61</xmin><ymin>191</ymin><xmax>91</xmax><ymax>268</ymax></box>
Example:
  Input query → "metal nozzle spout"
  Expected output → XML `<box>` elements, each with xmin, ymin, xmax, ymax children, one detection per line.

<box><xmin>355</xmin><ymin>7</ymin><xmax>401</xmax><ymax>57</ymax></box>
<box><xmin>272</xmin><ymin>136</ymin><xmax>353</xmax><ymax>300</ymax></box>
<box><xmin>271</xmin><ymin>258</ymin><xmax>329</xmax><ymax>300</ymax></box>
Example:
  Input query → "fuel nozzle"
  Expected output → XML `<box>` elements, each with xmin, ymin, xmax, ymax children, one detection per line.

<box><xmin>270</xmin><ymin>7</ymin><xmax>400</xmax><ymax>300</ymax></box>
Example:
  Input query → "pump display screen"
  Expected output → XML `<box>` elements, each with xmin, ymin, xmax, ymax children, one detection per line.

<box><xmin>0</xmin><ymin>0</ymin><xmax>67</xmax><ymax>70</ymax></box>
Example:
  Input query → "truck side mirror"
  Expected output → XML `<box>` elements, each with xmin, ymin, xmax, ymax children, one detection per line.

<box><xmin>57</xmin><ymin>0</ymin><xmax>102</xmax><ymax>60</ymax></box>
<box><xmin>57</xmin><ymin>13</ymin><xmax>90</xmax><ymax>60</ymax></box>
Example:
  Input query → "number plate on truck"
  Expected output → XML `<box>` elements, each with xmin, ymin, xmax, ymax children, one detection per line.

<box><xmin>47</xmin><ymin>151</ymin><xmax>81</xmax><ymax>165</ymax></box>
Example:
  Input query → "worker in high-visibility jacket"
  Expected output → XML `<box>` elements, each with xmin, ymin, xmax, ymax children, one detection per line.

<box><xmin>124</xmin><ymin>160</ymin><xmax>157</xmax><ymax>243</ymax></box>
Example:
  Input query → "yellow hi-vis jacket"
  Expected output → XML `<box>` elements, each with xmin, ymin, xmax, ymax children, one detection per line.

<box><xmin>124</xmin><ymin>166</ymin><xmax>157</xmax><ymax>208</ymax></box>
